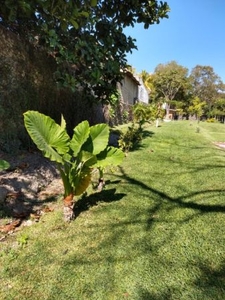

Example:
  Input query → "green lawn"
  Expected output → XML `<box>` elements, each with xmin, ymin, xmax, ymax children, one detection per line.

<box><xmin>1</xmin><ymin>120</ymin><xmax>225</xmax><ymax>299</ymax></box>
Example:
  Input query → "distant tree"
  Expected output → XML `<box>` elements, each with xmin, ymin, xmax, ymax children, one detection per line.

<box><xmin>188</xmin><ymin>96</ymin><xmax>206</xmax><ymax>122</ymax></box>
<box><xmin>152</xmin><ymin>61</ymin><xmax>189</xmax><ymax>118</ymax></box>
<box><xmin>211</xmin><ymin>95</ymin><xmax>225</xmax><ymax>122</ymax></box>
<box><xmin>140</xmin><ymin>70</ymin><xmax>151</xmax><ymax>90</ymax></box>
<box><xmin>190</xmin><ymin>65</ymin><xmax>224</xmax><ymax>116</ymax></box>
<box><xmin>0</xmin><ymin>0</ymin><xmax>170</xmax><ymax>104</ymax></box>
<box><xmin>140</xmin><ymin>70</ymin><xmax>159</xmax><ymax>103</ymax></box>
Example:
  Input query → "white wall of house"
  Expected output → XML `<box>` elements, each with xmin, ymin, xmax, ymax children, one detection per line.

<box><xmin>118</xmin><ymin>71</ymin><xmax>149</xmax><ymax>107</ymax></box>
<box><xmin>137</xmin><ymin>77</ymin><xmax>149</xmax><ymax>104</ymax></box>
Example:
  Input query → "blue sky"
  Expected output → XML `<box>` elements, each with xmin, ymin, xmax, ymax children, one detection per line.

<box><xmin>124</xmin><ymin>0</ymin><xmax>225</xmax><ymax>82</ymax></box>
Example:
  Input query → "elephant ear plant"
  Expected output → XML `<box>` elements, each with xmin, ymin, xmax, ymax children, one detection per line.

<box><xmin>0</xmin><ymin>160</ymin><xmax>10</xmax><ymax>171</ymax></box>
<box><xmin>24</xmin><ymin>111</ymin><xmax>124</xmax><ymax>221</ymax></box>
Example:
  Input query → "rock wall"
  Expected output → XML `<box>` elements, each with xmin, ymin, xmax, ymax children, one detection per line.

<box><xmin>0</xmin><ymin>25</ymin><xmax>104</xmax><ymax>152</ymax></box>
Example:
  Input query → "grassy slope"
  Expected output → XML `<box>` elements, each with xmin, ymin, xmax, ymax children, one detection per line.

<box><xmin>1</xmin><ymin>121</ymin><xmax>225</xmax><ymax>299</ymax></box>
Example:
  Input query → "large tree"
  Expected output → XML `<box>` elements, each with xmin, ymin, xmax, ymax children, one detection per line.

<box><xmin>210</xmin><ymin>93</ymin><xmax>225</xmax><ymax>122</ymax></box>
<box><xmin>152</xmin><ymin>61</ymin><xmax>189</xmax><ymax>118</ymax></box>
<box><xmin>190</xmin><ymin>65</ymin><xmax>224</xmax><ymax>116</ymax></box>
<box><xmin>0</xmin><ymin>0</ymin><xmax>169</xmax><ymax>103</ymax></box>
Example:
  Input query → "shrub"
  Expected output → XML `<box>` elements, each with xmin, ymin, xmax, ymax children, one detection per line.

<box><xmin>206</xmin><ymin>118</ymin><xmax>216</xmax><ymax>123</ymax></box>
<box><xmin>118</xmin><ymin>123</ymin><xmax>143</xmax><ymax>153</ymax></box>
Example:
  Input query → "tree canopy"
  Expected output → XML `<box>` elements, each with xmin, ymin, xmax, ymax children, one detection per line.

<box><xmin>145</xmin><ymin>62</ymin><xmax>225</xmax><ymax>120</ymax></box>
<box><xmin>0</xmin><ymin>0</ymin><xmax>170</xmax><ymax>102</ymax></box>
<box><xmin>190</xmin><ymin>65</ymin><xmax>224</xmax><ymax>115</ymax></box>
<box><xmin>150</xmin><ymin>61</ymin><xmax>189</xmax><ymax>118</ymax></box>
<box><xmin>152</xmin><ymin>61</ymin><xmax>189</xmax><ymax>102</ymax></box>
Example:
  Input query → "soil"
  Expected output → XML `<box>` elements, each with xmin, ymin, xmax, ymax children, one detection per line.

<box><xmin>0</xmin><ymin>150</ymin><xmax>64</xmax><ymax>233</ymax></box>
<box><xmin>214</xmin><ymin>142</ymin><xmax>225</xmax><ymax>149</ymax></box>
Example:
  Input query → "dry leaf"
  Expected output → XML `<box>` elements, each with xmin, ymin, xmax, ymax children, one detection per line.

<box><xmin>41</xmin><ymin>205</ymin><xmax>54</xmax><ymax>213</ymax></box>
<box><xmin>6</xmin><ymin>191</ymin><xmax>21</xmax><ymax>199</ymax></box>
<box><xmin>30</xmin><ymin>213</ymin><xmax>41</xmax><ymax>221</ymax></box>
<box><xmin>0</xmin><ymin>219</ymin><xmax>22</xmax><ymax>233</ymax></box>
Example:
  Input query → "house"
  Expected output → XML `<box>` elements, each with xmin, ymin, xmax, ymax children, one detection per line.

<box><xmin>105</xmin><ymin>70</ymin><xmax>150</xmax><ymax>126</ymax></box>
<box><xmin>117</xmin><ymin>70</ymin><xmax>149</xmax><ymax>106</ymax></box>
<box><xmin>117</xmin><ymin>70</ymin><xmax>140</xmax><ymax>106</ymax></box>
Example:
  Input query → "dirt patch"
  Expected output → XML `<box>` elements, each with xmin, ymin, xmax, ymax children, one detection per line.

<box><xmin>213</xmin><ymin>142</ymin><xmax>225</xmax><ymax>149</ymax></box>
<box><xmin>0</xmin><ymin>150</ymin><xmax>63</xmax><ymax>230</ymax></box>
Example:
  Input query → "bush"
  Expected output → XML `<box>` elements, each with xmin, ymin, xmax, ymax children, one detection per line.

<box><xmin>118</xmin><ymin>123</ymin><xmax>143</xmax><ymax>153</ymax></box>
<box><xmin>206</xmin><ymin>118</ymin><xmax>216</xmax><ymax>123</ymax></box>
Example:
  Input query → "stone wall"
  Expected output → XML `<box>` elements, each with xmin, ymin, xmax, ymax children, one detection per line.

<box><xmin>0</xmin><ymin>25</ymin><xmax>104</xmax><ymax>152</ymax></box>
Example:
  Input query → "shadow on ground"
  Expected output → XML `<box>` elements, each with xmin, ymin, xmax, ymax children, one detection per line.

<box><xmin>74</xmin><ymin>187</ymin><xmax>126</xmax><ymax>217</ymax></box>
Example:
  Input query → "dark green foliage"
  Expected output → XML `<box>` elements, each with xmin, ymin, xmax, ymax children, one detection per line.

<box><xmin>0</xmin><ymin>1</ymin><xmax>170</xmax><ymax>152</ymax></box>
<box><xmin>0</xmin><ymin>0</ymin><xmax>169</xmax><ymax>102</ymax></box>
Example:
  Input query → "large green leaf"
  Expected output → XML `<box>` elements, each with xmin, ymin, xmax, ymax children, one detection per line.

<box><xmin>69</xmin><ymin>164</ymin><xmax>92</xmax><ymax>196</ymax></box>
<box><xmin>95</xmin><ymin>146</ymin><xmax>124</xmax><ymax>168</ymax></box>
<box><xmin>74</xmin><ymin>168</ymin><xmax>92</xmax><ymax>196</ymax></box>
<box><xmin>24</xmin><ymin>111</ymin><xmax>70</xmax><ymax>164</ymax></box>
<box><xmin>82</xmin><ymin>123</ymin><xmax>109</xmax><ymax>155</ymax></box>
<box><xmin>0</xmin><ymin>160</ymin><xmax>10</xmax><ymax>171</ymax></box>
<box><xmin>70</xmin><ymin>120</ymin><xmax>90</xmax><ymax>156</ymax></box>
<box><xmin>78</xmin><ymin>150</ymin><xmax>97</xmax><ymax>167</ymax></box>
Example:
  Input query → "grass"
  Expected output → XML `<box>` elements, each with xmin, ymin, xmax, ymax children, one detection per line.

<box><xmin>1</xmin><ymin>120</ymin><xmax>225</xmax><ymax>299</ymax></box>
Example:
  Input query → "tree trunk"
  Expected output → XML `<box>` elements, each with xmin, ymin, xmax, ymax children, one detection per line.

<box><xmin>165</xmin><ymin>102</ymin><xmax>170</xmax><ymax>119</ymax></box>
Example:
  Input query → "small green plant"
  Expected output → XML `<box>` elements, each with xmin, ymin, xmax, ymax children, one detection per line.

<box><xmin>108</xmin><ymin>91</ymin><xmax>121</xmax><ymax>125</ymax></box>
<box><xmin>0</xmin><ymin>160</ymin><xmax>10</xmax><ymax>171</ymax></box>
<box><xmin>17</xmin><ymin>233</ymin><xmax>29</xmax><ymax>247</ymax></box>
<box><xmin>24</xmin><ymin>111</ymin><xmax>124</xmax><ymax>221</ymax></box>
<box><xmin>109</xmin><ymin>106</ymin><xmax>116</xmax><ymax>120</ymax></box>
<box><xmin>122</xmin><ymin>110</ymin><xmax>129</xmax><ymax>123</ymax></box>
<box><xmin>132</xmin><ymin>102</ymin><xmax>165</xmax><ymax>129</ymax></box>
<box><xmin>132</xmin><ymin>102</ymin><xmax>148</xmax><ymax>129</ymax></box>
<box><xmin>118</xmin><ymin>123</ymin><xmax>143</xmax><ymax>153</ymax></box>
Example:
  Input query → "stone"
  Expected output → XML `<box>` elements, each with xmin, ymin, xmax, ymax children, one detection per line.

<box><xmin>0</xmin><ymin>187</ymin><xmax>8</xmax><ymax>204</ymax></box>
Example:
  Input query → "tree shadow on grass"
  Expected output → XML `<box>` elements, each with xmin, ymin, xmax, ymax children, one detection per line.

<box><xmin>142</xmin><ymin>129</ymin><xmax>155</xmax><ymax>139</ymax></box>
<box><xmin>123</xmin><ymin>129</ymin><xmax>155</xmax><ymax>153</ymax></box>
<box><xmin>192</xmin><ymin>259</ymin><xmax>225</xmax><ymax>298</ymax></box>
<box><xmin>74</xmin><ymin>188</ymin><xmax>126</xmax><ymax>218</ymax></box>
<box><xmin>136</xmin><ymin>287</ymin><xmax>173</xmax><ymax>300</ymax></box>
<box><xmin>118</xmin><ymin>167</ymin><xmax>225</xmax><ymax>217</ymax></box>
<box><xmin>136</xmin><ymin>261</ymin><xmax>225</xmax><ymax>300</ymax></box>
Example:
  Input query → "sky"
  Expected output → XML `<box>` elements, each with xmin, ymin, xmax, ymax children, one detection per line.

<box><xmin>124</xmin><ymin>0</ymin><xmax>225</xmax><ymax>82</ymax></box>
